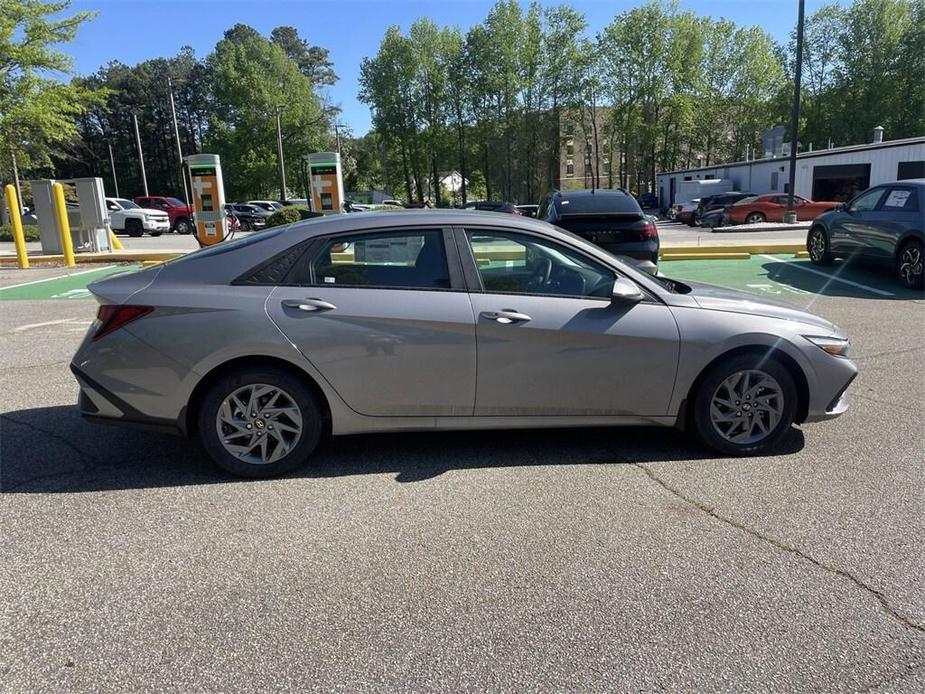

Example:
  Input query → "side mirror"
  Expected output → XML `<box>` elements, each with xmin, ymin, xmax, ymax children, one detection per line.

<box><xmin>611</xmin><ymin>276</ymin><xmax>645</xmax><ymax>303</ymax></box>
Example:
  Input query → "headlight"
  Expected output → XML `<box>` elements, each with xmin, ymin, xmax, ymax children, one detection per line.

<box><xmin>804</xmin><ymin>335</ymin><xmax>850</xmax><ymax>357</ymax></box>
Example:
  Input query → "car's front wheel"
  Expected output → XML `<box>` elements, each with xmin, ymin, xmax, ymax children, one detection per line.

<box><xmin>692</xmin><ymin>354</ymin><xmax>797</xmax><ymax>456</ymax></box>
<box><xmin>126</xmin><ymin>219</ymin><xmax>144</xmax><ymax>237</ymax></box>
<box><xmin>897</xmin><ymin>239</ymin><xmax>923</xmax><ymax>289</ymax></box>
<box><xmin>197</xmin><ymin>367</ymin><xmax>323</xmax><ymax>478</ymax></box>
<box><xmin>807</xmin><ymin>226</ymin><xmax>833</xmax><ymax>265</ymax></box>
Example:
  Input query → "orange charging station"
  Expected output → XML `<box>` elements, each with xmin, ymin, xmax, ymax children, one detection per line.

<box><xmin>185</xmin><ymin>153</ymin><xmax>227</xmax><ymax>245</ymax></box>
<box><xmin>306</xmin><ymin>152</ymin><xmax>345</xmax><ymax>215</ymax></box>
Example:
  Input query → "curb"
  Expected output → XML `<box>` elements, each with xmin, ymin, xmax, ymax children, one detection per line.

<box><xmin>1</xmin><ymin>251</ymin><xmax>185</xmax><ymax>267</ymax></box>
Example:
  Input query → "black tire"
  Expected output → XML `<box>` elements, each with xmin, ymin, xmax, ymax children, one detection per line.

<box><xmin>691</xmin><ymin>353</ymin><xmax>798</xmax><ymax>456</ymax></box>
<box><xmin>896</xmin><ymin>238</ymin><xmax>924</xmax><ymax>289</ymax></box>
<box><xmin>149</xmin><ymin>231</ymin><xmax>163</xmax><ymax>237</ymax></box>
<box><xmin>126</xmin><ymin>219</ymin><xmax>144</xmax><ymax>237</ymax></box>
<box><xmin>745</xmin><ymin>212</ymin><xmax>766</xmax><ymax>225</ymax></box>
<box><xmin>807</xmin><ymin>225</ymin><xmax>834</xmax><ymax>265</ymax></box>
<box><xmin>174</xmin><ymin>218</ymin><xmax>192</xmax><ymax>235</ymax></box>
<box><xmin>197</xmin><ymin>366</ymin><xmax>323</xmax><ymax>478</ymax></box>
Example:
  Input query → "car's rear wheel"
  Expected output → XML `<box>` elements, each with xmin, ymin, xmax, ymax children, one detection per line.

<box><xmin>897</xmin><ymin>238</ymin><xmax>924</xmax><ymax>289</ymax></box>
<box><xmin>174</xmin><ymin>218</ymin><xmax>191</xmax><ymax>234</ymax></box>
<box><xmin>692</xmin><ymin>354</ymin><xmax>797</xmax><ymax>456</ymax></box>
<box><xmin>197</xmin><ymin>367</ymin><xmax>323</xmax><ymax>478</ymax></box>
<box><xmin>126</xmin><ymin>219</ymin><xmax>144</xmax><ymax>237</ymax></box>
<box><xmin>745</xmin><ymin>212</ymin><xmax>766</xmax><ymax>224</ymax></box>
<box><xmin>807</xmin><ymin>226</ymin><xmax>833</xmax><ymax>265</ymax></box>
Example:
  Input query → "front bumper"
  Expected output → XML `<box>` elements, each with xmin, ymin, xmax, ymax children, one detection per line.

<box><xmin>803</xmin><ymin>362</ymin><xmax>857</xmax><ymax>423</ymax></box>
<box><xmin>143</xmin><ymin>218</ymin><xmax>170</xmax><ymax>231</ymax></box>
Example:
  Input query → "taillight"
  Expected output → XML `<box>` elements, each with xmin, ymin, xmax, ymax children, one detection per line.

<box><xmin>641</xmin><ymin>220</ymin><xmax>658</xmax><ymax>238</ymax></box>
<box><xmin>93</xmin><ymin>305</ymin><xmax>154</xmax><ymax>341</ymax></box>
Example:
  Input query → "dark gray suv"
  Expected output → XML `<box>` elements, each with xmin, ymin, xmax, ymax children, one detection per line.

<box><xmin>807</xmin><ymin>180</ymin><xmax>924</xmax><ymax>289</ymax></box>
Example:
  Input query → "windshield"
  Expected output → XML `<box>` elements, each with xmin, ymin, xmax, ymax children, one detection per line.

<box><xmin>734</xmin><ymin>196</ymin><xmax>758</xmax><ymax>205</ymax></box>
<box><xmin>115</xmin><ymin>199</ymin><xmax>140</xmax><ymax>209</ymax></box>
<box><xmin>165</xmin><ymin>197</ymin><xmax>186</xmax><ymax>207</ymax></box>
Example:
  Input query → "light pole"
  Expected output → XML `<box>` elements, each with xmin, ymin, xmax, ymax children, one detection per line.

<box><xmin>167</xmin><ymin>76</ymin><xmax>190</xmax><ymax>205</ymax></box>
<box><xmin>132</xmin><ymin>112</ymin><xmax>148</xmax><ymax>196</ymax></box>
<box><xmin>107</xmin><ymin>141</ymin><xmax>120</xmax><ymax>197</ymax></box>
<box><xmin>785</xmin><ymin>0</ymin><xmax>805</xmax><ymax>223</ymax></box>
<box><xmin>275</xmin><ymin>105</ymin><xmax>287</xmax><ymax>200</ymax></box>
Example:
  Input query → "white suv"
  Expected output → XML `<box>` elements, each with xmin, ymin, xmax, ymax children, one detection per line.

<box><xmin>106</xmin><ymin>198</ymin><xmax>170</xmax><ymax>237</ymax></box>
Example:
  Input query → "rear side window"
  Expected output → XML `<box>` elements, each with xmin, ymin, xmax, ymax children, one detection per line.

<box><xmin>298</xmin><ymin>230</ymin><xmax>450</xmax><ymax>290</ymax></box>
<box><xmin>881</xmin><ymin>187</ymin><xmax>919</xmax><ymax>211</ymax></box>
<box><xmin>556</xmin><ymin>193</ymin><xmax>642</xmax><ymax>215</ymax></box>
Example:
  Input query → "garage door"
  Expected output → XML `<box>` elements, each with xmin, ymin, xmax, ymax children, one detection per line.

<box><xmin>812</xmin><ymin>163</ymin><xmax>871</xmax><ymax>201</ymax></box>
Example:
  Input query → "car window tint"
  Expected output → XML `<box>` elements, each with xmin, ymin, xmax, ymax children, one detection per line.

<box><xmin>881</xmin><ymin>187</ymin><xmax>919</xmax><ymax>211</ymax></box>
<box><xmin>302</xmin><ymin>230</ymin><xmax>450</xmax><ymax>290</ymax></box>
<box><xmin>465</xmin><ymin>230</ymin><xmax>614</xmax><ymax>299</ymax></box>
<box><xmin>850</xmin><ymin>188</ymin><xmax>885</xmax><ymax>212</ymax></box>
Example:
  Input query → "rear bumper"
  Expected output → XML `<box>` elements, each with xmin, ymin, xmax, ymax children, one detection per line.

<box><xmin>71</xmin><ymin>363</ymin><xmax>184</xmax><ymax>435</ymax></box>
<box><xmin>594</xmin><ymin>239</ymin><xmax>660</xmax><ymax>264</ymax></box>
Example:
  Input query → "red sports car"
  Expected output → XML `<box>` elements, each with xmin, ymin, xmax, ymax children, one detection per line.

<box><xmin>727</xmin><ymin>194</ymin><xmax>840</xmax><ymax>225</ymax></box>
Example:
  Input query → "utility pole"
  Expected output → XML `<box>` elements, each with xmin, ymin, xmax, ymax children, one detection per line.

<box><xmin>167</xmin><ymin>76</ymin><xmax>190</xmax><ymax>204</ymax></box>
<box><xmin>132</xmin><ymin>112</ymin><xmax>149</xmax><ymax>196</ymax></box>
<box><xmin>334</xmin><ymin>122</ymin><xmax>342</xmax><ymax>155</ymax></box>
<box><xmin>785</xmin><ymin>0</ymin><xmax>805</xmax><ymax>223</ymax></box>
<box><xmin>275</xmin><ymin>105</ymin><xmax>287</xmax><ymax>200</ymax></box>
<box><xmin>107</xmin><ymin>141</ymin><xmax>120</xmax><ymax>197</ymax></box>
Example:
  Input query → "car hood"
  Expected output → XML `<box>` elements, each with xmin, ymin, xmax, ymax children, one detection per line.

<box><xmin>143</xmin><ymin>210</ymin><xmax>169</xmax><ymax>218</ymax></box>
<box><xmin>682</xmin><ymin>281</ymin><xmax>839</xmax><ymax>334</ymax></box>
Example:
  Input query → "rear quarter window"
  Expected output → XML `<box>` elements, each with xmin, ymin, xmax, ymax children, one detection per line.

<box><xmin>881</xmin><ymin>188</ymin><xmax>919</xmax><ymax>212</ymax></box>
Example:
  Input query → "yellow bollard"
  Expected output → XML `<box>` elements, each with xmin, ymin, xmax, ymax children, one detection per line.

<box><xmin>109</xmin><ymin>230</ymin><xmax>124</xmax><ymax>250</ymax></box>
<box><xmin>51</xmin><ymin>182</ymin><xmax>76</xmax><ymax>267</ymax></box>
<box><xmin>4</xmin><ymin>184</ymin><xmax>29</xmax><ymax>269</ymax></box>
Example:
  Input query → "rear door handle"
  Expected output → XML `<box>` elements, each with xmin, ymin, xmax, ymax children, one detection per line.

<box><xmin>282</xmin><ymin>298</ymin><xmax>337</xmax><ymax>312</ymax></box>
<box><xmin>482</xmin><ymin>309</ymin><xmax>532</xmax><ymax>324</ymax></box>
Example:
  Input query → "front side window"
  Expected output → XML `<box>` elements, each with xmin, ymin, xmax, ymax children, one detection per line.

<box><xmin>465</xmin><ymin>230</ymin><xmax>614</xmax><ymax>299</ymax></box>
<box><xmin>301</xmin><ymin>230</ymin><xmax>450</xmax><ymax>289</ymax></box>
<box><xmin>849</xmin><ymin>188</ymin><xmax>885</xmax><ymax>212</ymax></box>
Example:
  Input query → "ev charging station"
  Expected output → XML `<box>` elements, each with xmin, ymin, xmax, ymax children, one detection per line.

<box><xmin>184</xmin><ymin>153</ymin><xmax>227</xmax><ymax>246</ymax></box>
<box><xmin>305</xmin><ymin>152</ymin><xmax>345</xmax><ymax>215</ymax></box>
<box><xmin>30</xmin><ymin>177</ymin><xmax>112</xmax><ymax>254</ymax></box>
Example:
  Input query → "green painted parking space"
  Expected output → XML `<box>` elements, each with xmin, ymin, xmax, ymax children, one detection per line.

<box><xmin>662</xmin><ymin>254</ymin><xmax>922</xmax><ymax>301</ymax></box>
<box><xmin>0</xmin><ymin>264</ymin><xmax>141</xmax><ymax>301</ymax></box>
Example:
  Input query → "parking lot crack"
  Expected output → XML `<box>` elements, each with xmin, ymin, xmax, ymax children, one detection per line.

<box><xmin>634</xmin><ymin>462</ymin><xmax>925</xmax><ymax>636</ymax></box>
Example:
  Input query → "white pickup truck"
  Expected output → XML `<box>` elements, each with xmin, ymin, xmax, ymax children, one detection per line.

<box><xmin>105</xmin><ymin>197</ymin><xmax>170</xmax><ymax>237</ymax></box>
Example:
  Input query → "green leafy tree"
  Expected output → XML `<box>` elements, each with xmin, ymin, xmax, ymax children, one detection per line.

<box><xmin>206</xmin><ymin>24</ymin><xmax>329</xmax><ymax>200</ymax></box>
<box><xmin>0</xmin><ymin>0</ymin><xmax>101</xmax><ymax>180</ymax></box>
<box><xmin>270</xmin><ymin>26</ymin><xmax>337</xmax><ymax>87</ymax></box>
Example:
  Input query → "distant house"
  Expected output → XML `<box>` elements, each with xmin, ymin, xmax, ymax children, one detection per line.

<box><xmin>419</xmin><ymin>171</ymin><xmax>469</xmax><ymax>203</ymax></box>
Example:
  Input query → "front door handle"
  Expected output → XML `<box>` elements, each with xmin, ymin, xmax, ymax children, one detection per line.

<box><xmin>282</xmin><ymin>298</ymin><xmax>337</xmax><ymax>312</ymax></box>
<box><xmin>482</xmin><ymin>309</ymin><xmax>532</xmax><ymax>324</ymax></box>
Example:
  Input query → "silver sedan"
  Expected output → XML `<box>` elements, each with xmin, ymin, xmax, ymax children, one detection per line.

<box><xmin>71</xmin><ymin>211</ymin><xmax>857</xmax><ymax>477</ymax></box>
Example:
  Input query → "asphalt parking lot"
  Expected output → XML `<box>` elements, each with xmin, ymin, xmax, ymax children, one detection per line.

<box><xmin>1</xmin><ymin>257</ymin><xmax>923</xmax><ymax>691</ymax></box>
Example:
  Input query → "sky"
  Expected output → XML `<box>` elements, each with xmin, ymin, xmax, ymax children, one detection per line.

<box><xmin>68</xmin><ymin>0</ymin><xmax>841</xmax><ymax>134</ymax></box>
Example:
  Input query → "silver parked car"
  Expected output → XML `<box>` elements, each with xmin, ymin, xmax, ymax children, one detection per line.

<box><xmin>71</xmin><ymin>211</ymin><xmax>857</xmax><ymax>477</ymax></box>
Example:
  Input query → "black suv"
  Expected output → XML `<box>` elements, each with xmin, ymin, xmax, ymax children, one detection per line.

<box><xmin>694</xmin><ymin>192</ymin><xmax>755</xmax><ymax>227</ymax></box>
<box><xmin>538</xmin><ymin>189</ymin><xmax>659</xmax><ymax>265</ymax></box>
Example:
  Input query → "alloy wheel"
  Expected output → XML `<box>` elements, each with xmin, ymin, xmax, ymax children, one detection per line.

<box><xmin>809</xmin><ymin>229</ymin><xmax>827</xmax><ymax>262</ymax></box>
<box><xmin>215</xmin><ymin>383</ymin><xmax>303</xmax><ymax>465</ymax></box>
<box><xmin>709</xmin><ymin>369</ymin><xmax>784</xmax><ymax>445</ymax></box>
<box><xmin>899</xmin><ymin>244</ymin><xmax>923</xmax><ymax>288</ymax></box>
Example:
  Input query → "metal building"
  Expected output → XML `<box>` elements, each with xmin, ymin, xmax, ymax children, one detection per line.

<box><xmin>656</xmin><ymin>132</ymin><xmax>925</xmax><ymax>208</ymax></box>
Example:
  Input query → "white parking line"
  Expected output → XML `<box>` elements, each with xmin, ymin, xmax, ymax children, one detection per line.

<box><xmin>0</xmin><ymin>265</ymin><xmax>115</xmax><ymax>291</ymax></box>
<box><xmin>12</xmin><ymin>318</ymin><xmax>90</xmax><ymax>333</ymax></box>
<box><xmin>758</xmin><ymin>254</ymin><xmax>894</xmax><ymax>297</ymax></box>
